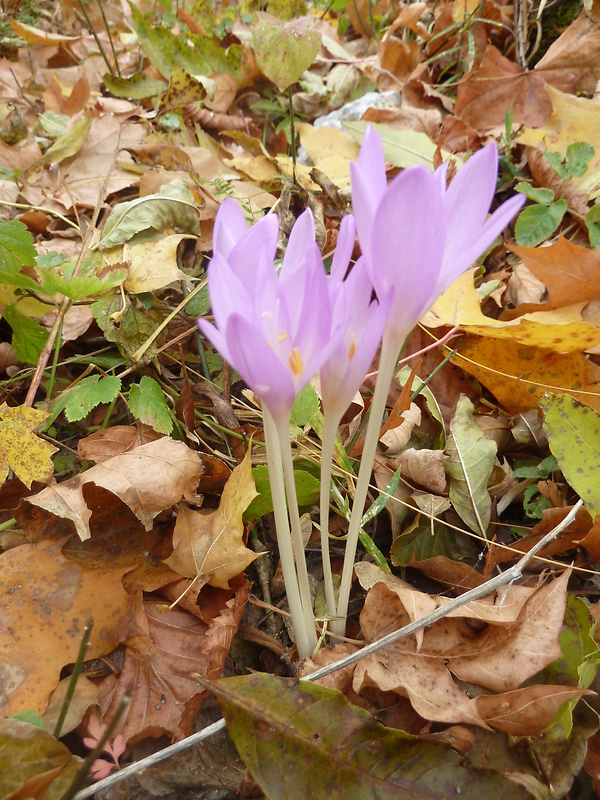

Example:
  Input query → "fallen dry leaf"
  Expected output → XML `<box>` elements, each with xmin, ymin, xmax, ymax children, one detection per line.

<box><xmin>97</xmin><ymin>580</ymin><xmax>250</xmax><ymax>742</ymax></box>
<box><xmin>0</xmin><ymin>537</ymin><xmax>136</xmax><ymax>715</ymax></box>
<box><xmin>163</xmin><ymin>448</ymin><xmax>258</xmax><ymax>588</ymax></box>
<box><xmin>0</xmin><ymin>404</ymin><xmax>57</xmax><ymax>488</ymax></box>
<box><xmin>22</xmin><ymin>438</ymin><xmax>203</xmax><ymax>540</ymax></box>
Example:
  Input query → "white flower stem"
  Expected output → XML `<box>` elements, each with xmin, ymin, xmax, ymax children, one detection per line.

<box><xmin>276</xmin><ymin>417</ymin><xmax>318</xmax><ymax>655</ymax></box>
<box><xmin>319</xmin><ymin>412</ymin><xmax>342</xmax><ymax>621</ymax></box>
<box><xmin>332</xmin><ymin>333</ymin><xmax>399</xmax><ymax>637</ymax></box>
<box><xmin>262</xmin><ymin>408</ymin><xmax>313</xmax><ymax>659</ymax></box>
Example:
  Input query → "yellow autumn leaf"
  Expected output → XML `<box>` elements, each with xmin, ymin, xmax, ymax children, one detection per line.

<box><xmin>164</xmin><ymin>448</ymin><xmax>259</xmax><ymax>589</ymax></box>
<box><xmin>0</xmin><ymin>404</ymin><xmax>57</xmax><ymax>488</ymax></box>
<box><xmin>296</xmin><ymin>122</ymin><xmax>359</xmax><ymax>188</ymax></box>
<box><xmin>425</xmin><ymin>270</ymin><xmax>600</xmax><ymax>353</ymax></box>
<box><xmin>123</xmin><ymin>233</ymin><xmax>192</xmax><ymax>294</ymax></box>
<box><xmin>517</xmin><ymin>86</ymin><xmax>600</xmax><ymax>191</ymax></box>
<box><xmin>451</xmin><ymin>335</ymin><xmax>600</xmax><ymax>414</ymax></box>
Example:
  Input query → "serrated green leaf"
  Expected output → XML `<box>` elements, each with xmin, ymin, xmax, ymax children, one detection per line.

<box><xmin>515</xmin><ymin>200</ymin><xmax>568</xmax><ymax>247</ymax></box>
<box><xmin>103</xmin><ymin>71</ymin><xmax>168</xmax><ymax>99</ymax></box>
<box><xmin>0</xmin><ymin>219</ymin><xmax>37</xmax><ymax>272</ymax></box>
<box><xmin>200</xmin><ymin>673</ymin><xmax>532</xmax><ymax>800</ymax></box>
<box><xmin>291</xmin><ymin>383</ymin><xmax>321</xmax><ymax>427</ymax></box>
<box><xmin>251</xmin><ymin>14</ymin><xmax>321</xmax><ymax>92</ymax></box>
<box><xmin>35</xmin><ymin>268</ymin><xmax>127</xmax><ymax>302</ymax></box>
<box><xmin>63</xmin><ymin>375</ymin><xmax>121</xmax><ymax>422</ymax></box>
<box><xmin>540</xmin><ymin>393</ymin><xmax>600</xmax><ymax>518</ymax></box>
<box><xmin>444</xmin><ymin>395</ymin><xmax>497</xmax><ymax>536</ymax></box>
<box><xmin>544</xmin><ymin>151</ymin><xmax>570</xmax><ymax>181</ymax></box>
<box><xmin>97</xmin><ymin>183</ymin><xmax>200</xmax><ymax>249</ymax></box>
<box><xmin>91</xmin><ymin>295</ymin><xmax>164</xmax><ymax>361</ymax></box>
<box><xmin>129</xmin><ymin>376</ymin><xmax>173</xmax><ymax>434</ymax></box>
<box><xmin>514</xmin><ymin>182</ymin><xmax>554</xmax><ymax>205</ymax></box>
<box><xmin>2</xmin><ymin>304</ymin><xmax>49</xmax><ymax>364</ymax></box>
<box><xmin>244</xmin><ymin>465</ymin><xmax>319</xmax><ymax>522</ymax></box>
<box><xmin>0</xmin><ymin>268</ymin><xmax>43</xmax><ymax>293</ymax></box>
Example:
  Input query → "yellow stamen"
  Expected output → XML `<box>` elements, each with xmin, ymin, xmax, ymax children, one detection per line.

<box><xmin>278</xmin><ymin>332</ymin><xmax>288</xmax><ymax>343</ymax></box>
<box><xmin>288</xmin><ymin>347</ymin><xmax>304</xmax><ymax>376</ymax></box>
<box><xmin>348</xmin><ymin>341</ymin><xmax>356</xmax><ymax>361</ymax></box>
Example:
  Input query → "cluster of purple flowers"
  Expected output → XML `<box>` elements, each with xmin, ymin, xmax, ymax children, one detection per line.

<box><xmin>198</xmin><ymin>127</ymin><xmax>524</xmax><ymax>656</ymax></box>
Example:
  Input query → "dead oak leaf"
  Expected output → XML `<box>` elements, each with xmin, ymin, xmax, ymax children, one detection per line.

<box><xmin>0</xmin><ymin>404</ymin><xmax>57</xmax><ymax>489</ymax></box>
<box><xmin>164</xmin><ymin>448</ymin><xmax>259</xmax><ymax>589</ymax></box>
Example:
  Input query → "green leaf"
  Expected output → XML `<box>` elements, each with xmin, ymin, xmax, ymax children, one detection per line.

<box><xmin>35</xmin><ymin>268</ymin><xmax>127</xmax><ymax>302</ymax></box>
<box><xmin>129</xmin><ymin>376</ymin><xmax>174</xmax><ymax>435</ymax></box>
<box><xmin>546</xmin><ymin>595</ymin><xmax>600</xmax><ymax>689</ymax></box>
<box><xmin>0</xmin><ymin>717</ymin><xmax>80</xmax><ymax>800</ymax></box>
<box><xmin>361</xmin><ymin>463</ymin><xmax>402</xmax><ymax>526</ymax></box>
<box><xmin>30</xmin><ymin>110</ymin><xmax>91</xmax><ymax>171</ymax></box>
<box><xmin>585</xmin><ymin>204</ymin><xmax>600</xmax><ymax>249</ymax></box>
<box><xmin>391</xmin><ymin>518</ymin><xmax>455</xmax><ymax>566</ymax></box>
<box><xmin>344</xmin><ymin>121</ymin><xmax>455</xmax><ymax>171</ymax></box>
<box><xmin>565</xmin><ymin>142</ymin><xmax>595</xmax><ymax>178</ymax></box>
<box><xmin>185</xmin><ymin>283</ymin><xmax>211</xmax><ymax>316</ymax></box>
<box><xmin>514</xmin><ymin>182</ymin><xmax>555</xmax><ymax>205</ymax></box>
<box><xmin>444</xmin><ymin>395</ymin><xmax>497</xmax><ymax>536</ymax></box>
<box><xmin>62</xmin><ymin>375</ymin><xmax>121</xmax><ymax>422</ymax></box>
<box><xmin>251</xmin><ymin>13</ymin><xmax>321</xmax><ymax>92</ymax></box>
<box><xmin>97</xmin><ymin>183</ymin><xmax>200</xmax><ymax>248</ymax></box>
<box><xmin>291</xmin><ymin>383</ymin><xmax>321</xmax><ymax>428</ymax></box>
<box><xmin>200</xmin><ymin>673</ymin><xmax>532</xmax><ymax>800</ymax></box>
<box><xmin>540</xmin><ymin>393</ymin><xmax>600</xmax><ymax>518</ymax></box>
<box><xmin>0</xmin><ymin>268</ymin><xmax>43</xmax><ymax>293</ymax></box>
<box><xmin>103</xmin><ymin>71</ymin><xmax>168</xmax><ymax>99</ymax></box>
<box><xmin>544</xmin><ymin>151</ymin><xmax>570</xmax><ymax>181</ymax></box>
<box><xmin>0</xmin><ymin>219</ymin><xmax>37</xmax><ymax>272</ymax></box>
<box><xmin>91</xmin><ymin>295</ymin><xmax>164</xmax><ymax>361</ymax></box>
<box><xmin>2</xmin><ymin>304</ymin><xmax>49</xmax><ymax>364</ymax></box>
<box><xmin>7</xmin><ymin>710</ymin><xmax>45</xmax><ymax>728</ymax></box>
<box><xmin>244</xmin><ymin>465</ymin><xmax>320</xmax><ymax>522</ymax></box>
<box><xmin>514</xmin><ymin>200</ymin><xmax>567</xmax><ymax>247</ymax></box>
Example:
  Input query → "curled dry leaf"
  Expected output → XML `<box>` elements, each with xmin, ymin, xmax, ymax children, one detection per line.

<box><xmin>163</xmin><ymin>448</ymin><xmax>258</xmax><ymax>589</ymax></box>
<box><xmin>23</xmin><ymin>438</ymin><xmax>203</xmax><ymax>540</ymax></box>
<box><xmin>398</xmin><ymin>447</ymin><xmax>447</xmax><ymax>494</ymax></box>
<box><xmin>77</xmin><ymin>424</ymin><xmax>162</xmax><ymax>463</ymax></box>
<box><xmin>379</xmin><ymin>403</ymin><xmax>421</xmax><ymax>455</ymax></box>
<box><xmin>352</xmin><ymin>568</ymin><xmax>570</xmax><ymax>730</ymax></box>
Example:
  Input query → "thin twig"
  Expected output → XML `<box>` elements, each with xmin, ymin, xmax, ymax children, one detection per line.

<box><xmin>73</xmin><ymin>499</ymin><xmax>583</xmax><ymax>800</ymax></box>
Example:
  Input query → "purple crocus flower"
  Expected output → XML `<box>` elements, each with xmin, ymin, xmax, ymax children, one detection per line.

<box><xmin>350</xmin><ymin>127</ymin><xmax>525</xmax><ymax>349</ymax></box>
<box><xmin>320</xmin><ymin>215</ymin><xmax>391</xmax><ymax>421</ymax></box>
<box><xmin>198</xmin><ymin>199</ymin><xmax>337</xmax><ymax>423</ymax></box>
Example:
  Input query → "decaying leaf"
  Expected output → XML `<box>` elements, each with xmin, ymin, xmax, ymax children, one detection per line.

<box><xmin>200</xmin><ymin>672</ymin><xmax>532</xmax><ymax>800</ymax></box>
<box><xmin>0</xmin><ymin>404</ymin><xmax>57</xmax><ymax>488</ymax></box>
<box><xmin>22</xmin><ymin>438</ymin><xmax>203</xmax><ymax>540</ymax></box>
<box><xmin>164</xmin><ymin>448</ymin><xmax>259</xmax><ymax>588</ymax></box>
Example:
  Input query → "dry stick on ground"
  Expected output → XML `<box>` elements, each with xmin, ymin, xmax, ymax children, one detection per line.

<box><xmin>72</xmin><ymin>499</ymin><xmax>584</xmax><ymax>800</ymax></box>
<box><xmin>24</xmin><ymin>128</ymin><xmax>123</xmax><ymax>407</ymax></box>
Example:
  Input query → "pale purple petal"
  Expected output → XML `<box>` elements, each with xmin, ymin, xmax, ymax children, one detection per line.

<box><xmin>212</xmin><ymin>198</ymin><xmax>249</xmax><ymax>260</ymax></box>
<box><xmin>370</xmin><ymin>166</ymin><xmax>445</xmax><ymax>340</ymax></box>
<box><xmin>435</xmin><ymin>192</ymin><xmax>525</xmax><ymax>300</ymax></box>
<box><xmin>281</xmin><ymin>209</ymin><xmax>316</xmax><ymax>278</ymax></box>
<box><xmin>226</xmin><ymin>314</ymin><xmax>295</xmax><ymax>421</ymax></box>
<box><xmin>289</xmin><ymin>245</ymin><xmax>332</xmax><ymax>364</ymax></box>
<box><xmin>442</xmin><ymin>145</ymin><xmax>499</xmax><ymax>266</ymax></box>
<box><xmin>229</xmin><ymin>214</ymin><xmax>279</xmax><ymax>294</ymax></box>
<box><xmin>206</xmin><ymin>253</ymin><xmax>253</xmax><ymax>332</ymax></box>
<box><xmin>330</xmin><ymin>215</ymin><xmax>356</xmax><ymax>284</ymax></box>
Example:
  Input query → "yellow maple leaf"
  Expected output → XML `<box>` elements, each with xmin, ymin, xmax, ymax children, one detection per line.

<box><xmin>0</xmin><ymin>403</ymin><xmax>57</xmax><ymax>488</ymax></box>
